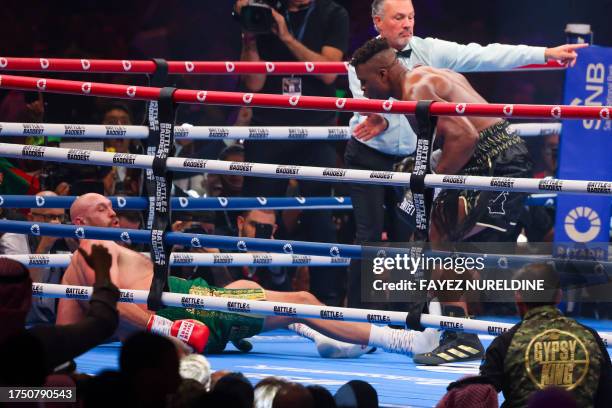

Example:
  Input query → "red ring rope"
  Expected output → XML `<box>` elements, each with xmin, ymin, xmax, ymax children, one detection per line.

<box><xmin>0</xmin><ymin>74</ymin><xmax>608</xmax><ymax>120</ymax></box>
<box><xmin>0</xmin><ymin>57</ymin><xmax>565</xmax><ymax>75</ymax></box>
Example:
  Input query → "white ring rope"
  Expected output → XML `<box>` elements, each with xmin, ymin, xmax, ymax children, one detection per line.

<box><xmin>1</xmin><ymin>252</ymin><xmax>350</xmax><ymax>268</ymax></box>
<box><xmin>0</xmin><ymin>122</ymin><xmax>559</xmax><ymax>140</ymax></box>
<box><xmin>34</xmin><ymin>282</ymin><xmax>612</xmax><ymax>347</ymax></box>
<box><xmin>1</xmin><ymin>143</ymin><xmax>610</xmax><ymax>196</ymax></box>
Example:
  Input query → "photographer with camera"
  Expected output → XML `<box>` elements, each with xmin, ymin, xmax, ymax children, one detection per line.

<box><xmin>171</xmin><ymin>210</ymin><xmax>235</xmax><ymax>287</ymax></box>
<box><xmin>233</xmin><ymin>0</ymin><xmax>349</xmax><ymax>306</ymax></box>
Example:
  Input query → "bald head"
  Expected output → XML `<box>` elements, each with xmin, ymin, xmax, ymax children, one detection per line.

<box><xmin>28</xmin><ymin>191</ymin><xmax>65</xmax><ymax>224</ymax></box>
<box><xmin>36</xmin><ymin>190</ymin><xmax>57</xmax><ymax>198</ymax></box>
<box><xmin>70</xmin><ymin>193</ymin><xmax>118</xmax><ymax>228</ymax></box>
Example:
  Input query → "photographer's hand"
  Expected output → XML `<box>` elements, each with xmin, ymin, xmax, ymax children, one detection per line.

<box><xmin>26</xmin><ymin>93</ymin><xmax>45</xmax><ymax>123</ymax></box>
<box><xmin>55</xmin><ymin>182</ymin><xmax>71</xmax><ymax>196</ymax></box>
<box><xmin>239</xmin><ymin>1</ymin><xmax>266</xmax><ymax>92</ymax></box>
<box><xmin>234</xmin><ymin>0</ymin><xmax>249</xmax><ymax>15</ymax></box>
<box><xmin>270</xmin><ymin>9</ymin><xmax>293</xmax><ymax>43</ymax></box>
<box><xmin>268</xmin><ymin>8</ymin><xmax>342</xmax><ymax>85</ymax></box>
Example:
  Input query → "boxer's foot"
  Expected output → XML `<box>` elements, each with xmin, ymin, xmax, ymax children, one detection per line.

<box><xmin>289</xmin><ymin>323</ymin><xmax>373</xmax><ymax>359</ymax></box>
<box><xmin>413</xmin><ymin>331</ymin><xmax>484</xmax><ymax>365</ymax></box>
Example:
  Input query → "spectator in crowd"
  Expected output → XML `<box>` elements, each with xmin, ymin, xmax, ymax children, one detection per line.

<box><xmin>173</xmin><ymin>123</ymin><xmax>226</xmax><ymax>197</ymax></box>
<box><xmin>255</xmin><ymin>377</ymin><xmax>289</xmax><ymax>408</ymax></box>
<box><xmin>515</xmin><ymin>131</ymin><xmax>559</xmax><ymax>242</ymax></box>
<box><xmin>233</xmin><ymin>209</ymin><xmax>296</xmax><ymax>291</ymax></box>
<box><xmin>120</xmin><ymin>331</ymin><xmax>183</xmax><ymax>408</ymax></box>
<box><xmin>307</xmin><ymin>385</ymin><xmax>337</xmax><ymax>408</ymax></box>
<box><xmin>171</xmin><ymin>378</ymin><xmax>208</xmax><ymax>408</ymax></box>
<box><xmin>116</xmin><ymin>210</ymin><xmax>143</xmax><ymax>231</ymax></box>
<box><xmin>171</xmin><ymin>210</ymin><xmax>234</xmax><ymax>286</ymax></box>
<box><xmin>334</xmin><ymin>380</ymin><xmax>379</xmax><ymax>408</ymax></box>
<box><xmin>435</xmin><ymin>376</ymin><xmax>498</xmax><ymax>408</ymax></box>
<box><xmin>235</xmin><ymin>0</ymin><xmax>350</xmax><ymax>306</ymax></box>
<box><xmin>214</xmin><ymin>372</ymin><xmax>254</xmax><ymax>408</ymax></box>
<box><xmin>273</xmin><ymin>382</ymin><xmax>314</xmax><ymax>408</ymax></box>
<box><xmin>0</xmin><ymin>157</ymin><xmax>41</xmax><ymax>195</ymax></box>
<box><xmin>479</xmin><ymin>263</ymin><xmax>612</xmax><ymax>407</ymax></box>
<box><xmin>80</xmin><ymin>370</ymin><xmax>126</xmax><ymax>408</ymax></box>
<box><xmin>209</xmin><ymin>144</ymin><xmax>246</xmax><ymax>236</ymax></box>
<box><xmin>100</xmin><ymin>103</ymin><xmax>143</xmax><ymax>196</ymax></box>
<box><xmin>0</xmin><ymin>190</ymin><xmax>77</xmax><ymax>325</ymax></box>
<box><xmin>0</xmin><ymin>245</ymin><xmax>119</xmax><ymax>385</ymax></box>
<box><xmin>102</xmin><ymin>102</ymin><xmax>134</xmax><ymax>152</ymax></box>
<box><xmin>527</xmin><ymin>386</ymin><xmax>577</xmax><ymax>408</ymax></box>
<box><xmin>179</xmin><ymin>353</ymin><xmax>212</xmax><ymax>392</ymax></box>
<box><xmin>177</xmin><ymin>207</ymin><xmax>296</xmax><ymax>291</ymax></box>
<box><xmin>535</xmin><ymin>133</ymin><xmax>560</xmax><ymax>178</ymax></box>
<box><xmin>116</xmin><ymin>210</ymin><xmax>145</xmax><ymax>251</ymax></box>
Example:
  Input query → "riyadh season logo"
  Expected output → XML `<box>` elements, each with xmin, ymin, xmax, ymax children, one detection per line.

<box><xmin>31</xmin><ymin>224</ymin><xmax>41</xmax><ymax>236</ymax></box>
<box><xmin>75</xmin><ymin>227</ymin><xmax>86</xmax><ymax>239</ymax></box>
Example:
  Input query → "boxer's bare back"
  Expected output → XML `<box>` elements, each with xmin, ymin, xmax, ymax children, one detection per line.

<box><xmin>57</xmin><ymin>238</ymin><xmax>154</xmax><ymax>338</ymax></box>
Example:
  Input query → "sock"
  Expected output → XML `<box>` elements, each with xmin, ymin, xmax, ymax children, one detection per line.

<box><xmin>289</xmin><ymin>323</ymin><xmax>371</xmax><ymax>358</ymax></box>
<box><xmin>367</xmin><ymin>299</ymin><xmax>443</xmax><ymax>356</ymax></box>
<box><xmin>288</xmin><ymin>323</ymin><xmax>319</xmax><ymax>341</ymax></box>
<box><xmin>415</xmin><ymin>299</ymin><xmax>442</xmax><ymax>354</ymax></box>
<box><xmin>289</xmin><ymin>323</ymin><xmax>357</xmax><ymax>347</ymax></box>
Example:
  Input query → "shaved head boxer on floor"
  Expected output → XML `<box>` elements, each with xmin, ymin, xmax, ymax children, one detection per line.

<box><xmin>57</xmin><ymin>193</ymin><xmax>442</xmax><ymax>358</ymax></box>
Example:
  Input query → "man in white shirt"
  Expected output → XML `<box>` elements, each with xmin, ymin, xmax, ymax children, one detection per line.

<box><xmin>0</xmin><ymin>191</ymin><xmax>77</xmax><ymax>324</ymax></box>
<box><xmin>344</xmin><ymin>0</ymin><xmax>587</xmax><ymax>364</ymax></box>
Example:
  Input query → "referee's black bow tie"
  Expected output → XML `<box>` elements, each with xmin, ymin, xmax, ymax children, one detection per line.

<box><xmin>397</xmin><ymin>49</ymin><xmax>412</xmax><ymax>59</ymax></box>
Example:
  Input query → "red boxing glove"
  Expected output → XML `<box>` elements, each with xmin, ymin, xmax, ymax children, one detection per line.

<box><xmin>147</xmin><ymin>315</ymin><xmax>210</xmax><ymax>353</ymax></box>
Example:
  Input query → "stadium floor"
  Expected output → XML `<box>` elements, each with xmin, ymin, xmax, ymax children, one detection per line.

<box><xmin>75</xmin><ymin>318</ymin><xmax>612</xmax><ymax>407</ymax></box>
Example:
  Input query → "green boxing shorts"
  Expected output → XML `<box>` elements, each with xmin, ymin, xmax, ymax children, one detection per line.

<box><xmin>156</xmin><ymin>276</ymin><xmax>266</xmax><ymax>354</ymax></box>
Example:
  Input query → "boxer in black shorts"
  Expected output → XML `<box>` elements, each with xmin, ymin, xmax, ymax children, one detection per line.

<box><xmin>432</xmin><ymin>121</ymin><xmax>532</xmax><ymax>243</ymax></box>
<box><xmin>351</xmin><ymin>37</ymin><xmax>534</xmax><ymax>365</ymax></box>
<box><xmin>350</xmin><ymin>37</ymin><xmax>533</xmax><ymax>244</ymax></box>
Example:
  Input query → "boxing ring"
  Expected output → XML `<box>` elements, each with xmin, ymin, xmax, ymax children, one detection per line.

<box><xmin>1</xmin><ymin>54</ymin><xmax>612</xmax><ymax>407</ymax></box>
<box><xmin>71</xmin><ymin>320</ymin><xmax>612</xmax><ymax>407</ymax></box>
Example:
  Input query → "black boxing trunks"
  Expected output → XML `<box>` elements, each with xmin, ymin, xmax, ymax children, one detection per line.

<box><xmin>432</xmin><ymin>120</ymin><xmax>533</xmax><ymax>242</ymax></box>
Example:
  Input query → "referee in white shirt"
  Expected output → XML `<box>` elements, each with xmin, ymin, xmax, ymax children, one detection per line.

<box><xmin>345</xmin><ymin>0</ymin><xmax>587</xmax><ymax>364</ymax></box>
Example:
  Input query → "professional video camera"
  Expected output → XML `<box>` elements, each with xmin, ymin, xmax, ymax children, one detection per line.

<box><xmin>233</xmin><ymin>0</ymin><xmax>284</xmax><ymax>34</ymax></box>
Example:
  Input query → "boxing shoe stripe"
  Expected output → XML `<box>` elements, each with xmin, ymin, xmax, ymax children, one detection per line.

<box><xmin>437</xmin><ymin>352</ymin><xmax>454</xmax><ymax>361</ymax></box>
<box><xmin>458</xmin><ymin>345</ymin><xmax>480</xmax><ymax>354</ymax></box>
<box><xmin>446</xmin><ymin>348</ymin><xmax>469</xmax><ymax>358</ymax></box>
